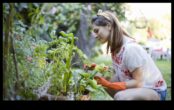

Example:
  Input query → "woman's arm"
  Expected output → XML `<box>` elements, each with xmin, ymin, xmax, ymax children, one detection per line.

<box><xmin>94</xmin><ymin>67</ymin><xmax>143</xmax><ymax>90</ymax></box>
<box><xmin>125</xmin><ymin>67</ymin><xmax>143</xmax><ymax>88</ymax></box>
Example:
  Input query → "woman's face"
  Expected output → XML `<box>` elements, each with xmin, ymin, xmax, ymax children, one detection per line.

<box><xmin>92</xmin><ymin>24</ymin><xmax>111</xmax><ymax>43</ymax></box>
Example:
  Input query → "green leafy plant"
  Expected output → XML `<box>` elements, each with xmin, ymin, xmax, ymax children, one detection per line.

<box><xmin>72</xmin><ymin>63</ymin><xmax>113</xmax><ymax>100</ymax></box>
<box><xmin>33</xmin><ymin>31</ymin><xmax>87</xmax><ymax>97</ymax></box>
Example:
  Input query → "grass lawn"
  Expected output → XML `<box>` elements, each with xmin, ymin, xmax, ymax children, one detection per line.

<box><xmin>155</xmin><ymin>60</ymin><xmax>171</xmax><ymax>100</ymax></box>
<box><xmin>92</xmin><ymin>55</ymin><xmax>171</xmax><ymax>100</ymax></box>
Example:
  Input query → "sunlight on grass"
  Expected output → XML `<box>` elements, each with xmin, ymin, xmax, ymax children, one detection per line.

<box><xmin>155</xmin><ymin>60</ymin><xmax>171</xmax><ymax>100</ymax></box>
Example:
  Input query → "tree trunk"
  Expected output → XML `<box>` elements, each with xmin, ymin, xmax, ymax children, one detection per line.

<box><xmin>10</xmin><ymin>34</ymin><xmax>20</xmax><ymax>99</ymax></box>
<box><xmin>75</xmin><ymin>4</ymin><xmax>96</xmax><ymax>57</ymax></box>
<box><xmin>3</xmin><ymin>3</ymin><xmax>14</xmax><ymax>100</ymax></box>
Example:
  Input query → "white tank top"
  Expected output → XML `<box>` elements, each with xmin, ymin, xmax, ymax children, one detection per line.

<box><xmin>112</xmin><ymin>36</ymin><xmax>167</xmax><ymax>91</ymax></box>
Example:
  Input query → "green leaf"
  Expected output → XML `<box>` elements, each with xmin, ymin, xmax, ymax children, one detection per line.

<box><xmin>79</xmin><ymin>72</ymin><xmax>90</xmax><ymax>79</ymax></box>
<box><xmin>59</xmin><ymin>31</ymin><xmax>67</xmax><ymax>37</ymax></box>
<box><xmin>89</xmin><ymin>86</ymin><xmax>113</xmax><ymax>100</ymax></box>
<box><xmin>39</xmin><ymin>16</ymin><xmax>44</xmax><ymax>24</ymax></box>
<box><xmin>88</xmin><ymin>79</ymin><xmax>98</xmax><ymax>89</ymax></box>
<box><xmin>86</xmin><ymin>85</ymin><xmax>96</xmax><ymax>92</ymax></box>
<box><xmin>67</xmin><ymin>33</ymin><xmax>73</xmax><ymax>38</ymax></box>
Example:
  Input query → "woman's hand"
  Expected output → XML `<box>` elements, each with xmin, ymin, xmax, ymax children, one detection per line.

<box><xmin>94</xmin><ymin>76</ymin><xmax>110</xmax><ymax>86</ymax></box>
<box><xmin>94</xmin><ymin>76</ymin><xmax>126</xmax><ymax>90</ymax></box>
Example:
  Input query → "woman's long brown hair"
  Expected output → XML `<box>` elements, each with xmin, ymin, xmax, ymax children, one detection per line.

<box><xmin>92</xmin><ymin>11</ymin><xmax>132</xmax><ymax>54</ymax></box>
